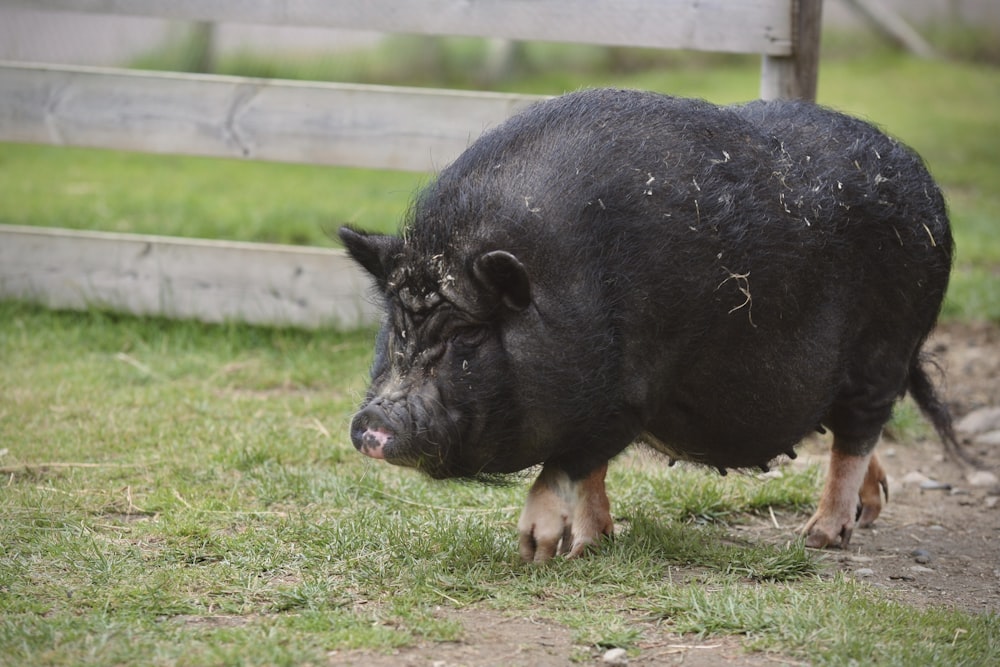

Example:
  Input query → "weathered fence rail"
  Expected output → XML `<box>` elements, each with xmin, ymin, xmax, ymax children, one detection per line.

<box><xmin>0</xmin><ymin>0</ymin><xmax>823</xmax><ymax>328</ymax></box>
<box><xmin>0</xmin><ymin>225</ymin><xmax>375</xmax><ymax>327</ymax></box>
<box><xmin>0</xmin><ymin>63</ymin><xmax>542</xmax><ymax>171</ymax></box>
<box><xmin>5</xmin><ymin>1</ymin><xmax>797</xmax><ymax>54</ymax></box>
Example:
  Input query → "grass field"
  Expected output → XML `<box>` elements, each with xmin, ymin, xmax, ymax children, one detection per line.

<box><xmin>0</xmin><ymin>303</ymin><xmax>1000</xmax><ymax>665</ymax></box>
<box><xmin>2</xmin><ymin>301</ymin><xmax>998</xmax><ymax>666</ymax></box>
<box><xmin>2</xmin><ymin>34</ymin><xmax>1000</xmax><ymax>665</ymax></box>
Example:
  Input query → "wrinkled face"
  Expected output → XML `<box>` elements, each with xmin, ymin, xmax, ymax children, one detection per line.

<box><xmin>339</xmin><ymin>227</ymin><xmax>535</xmax><ymax>479</ymax></box>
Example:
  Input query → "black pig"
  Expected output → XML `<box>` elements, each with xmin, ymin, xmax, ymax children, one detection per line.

<box><xmin>339</xmin><ymin>88</ymin><xmax>961</xmax><ymax>561</ymax></box>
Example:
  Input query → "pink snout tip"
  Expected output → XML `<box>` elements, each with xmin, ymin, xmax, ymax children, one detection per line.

<box><xmin>359</xmin><ymin>427</ymin><xmax>392</xmax><ymax>460</ymax></box>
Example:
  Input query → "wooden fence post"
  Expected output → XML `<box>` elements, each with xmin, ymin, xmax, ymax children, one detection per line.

<box><xmin>760</xmin><ymin>0</ymin><xmax>824</xmax><ymax>101</ymax></box>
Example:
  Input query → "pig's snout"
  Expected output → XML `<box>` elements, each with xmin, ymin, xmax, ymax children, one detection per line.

<box><xmin>350</xmin><ymin>406</ymin><xmax>395</xmax><ymax>460</ymax></box>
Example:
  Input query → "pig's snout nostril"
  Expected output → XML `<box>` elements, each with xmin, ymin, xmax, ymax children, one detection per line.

<box><xmin>351</xmin><ymin>407</ymin><xmax>394</xmax><ymax>460</ymax></box>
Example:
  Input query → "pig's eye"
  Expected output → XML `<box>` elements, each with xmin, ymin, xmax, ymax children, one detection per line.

<box><xmin>448</xmin><ymin>325</ymin><xmax>487</xmax><ymax>347</ymax></box>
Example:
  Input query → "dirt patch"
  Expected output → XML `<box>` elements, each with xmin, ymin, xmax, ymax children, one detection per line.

<box><xmin>933</xmin><ymin>320</ymin><xmax>1000</xmax><ymax>417</ymax></box>
<box><xmin>761</xmin><ymin>437</ymin><xmax>1000</xmax><ymax>616</ymax></box>
<box><xmin>172</xmin><ymin>614</ymin><xmax>257</xmax><ymax>629</ymax></box>
<box><xmin>802</xmin><ymin>320</ymin><xmax>1000</xmax><ymax>616</ymax></box>
<box><xmin>327</xmin><ymin>321</ymin><xmax>999</xmax><ymax>666</ymax></box>
<box><xmin>326</xmin><ymin>609</ymin><xmax>801</xmax><ymax>667</ymax></box>
<box><xmin>328</xmin><ymin>611</ymin><xmax>580</xmax><ymax>667</ymax></box>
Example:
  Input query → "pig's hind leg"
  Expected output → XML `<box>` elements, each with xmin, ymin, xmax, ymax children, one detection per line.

<box><xmin>857</xmin><ymin>453</ymin><xmax>889</xmax><ymax>528</ymax></box>
<box><xmin>803</xmin><ymin>445</ymin><xmax>887</xmax><ymax>548</ymax></box>
<box><xmin>804</xmin><ymin>375</ymin><xmax>897</xmax><ymax>549</ymax></box>
<box><xmin>518</xmin><ymin>463</ymin><xmax>614</xmax><ymax>562</ymax></box>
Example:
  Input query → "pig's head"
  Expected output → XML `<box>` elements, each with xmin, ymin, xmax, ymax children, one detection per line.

<box><xmin>338</xmin><ymin>225</ymin><xmax>539</xmax><ymax>480</ymax></box>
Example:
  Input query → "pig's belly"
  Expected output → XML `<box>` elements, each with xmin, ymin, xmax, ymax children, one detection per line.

<box><xmin>639</xmin><ymin>417</ymin><xmax>814</xmax><ymax>471</ymax></box>
<box><xmin>640</xmin><ymin>363</ymin><xmax>838</xmax><ymax>470</ymax></box>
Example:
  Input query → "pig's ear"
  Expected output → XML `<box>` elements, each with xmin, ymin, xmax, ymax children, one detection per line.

<box><xmin>338</xmin><ymin>226</ymin><xmax>402</xmax><ymax>289</ymax></box>
<box><xmin>472</xmin><ymin>250</ymin><xmax>531</xmax><ymax>312</ymax></box>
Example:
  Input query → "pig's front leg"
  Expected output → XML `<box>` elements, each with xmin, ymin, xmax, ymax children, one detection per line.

<box><xmin>518</xmin><ymin>463</ymin><xmax>614</xmax><ymax>562</ymax></box>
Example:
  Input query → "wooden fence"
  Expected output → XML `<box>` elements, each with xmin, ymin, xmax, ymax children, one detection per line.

<box><xmin>0</xmin><ymin>0</ymin><xmax>823</xmax><ymax>328</ymax></box>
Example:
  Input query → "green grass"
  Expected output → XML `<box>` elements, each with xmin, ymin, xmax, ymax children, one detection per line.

<box><xmin>0</xmin><ymin>147</ymin><xmax>424</xmax><ymax>245</ymax></box>
<box><xmin>2</xmin><ymin>301</ymin><xmax>998</xmax><ymax>665</ymax></box>
<box><xmin>646</xmin><ymin>579</ymin><xmax>999</xmax><ymax>665</ymax></box>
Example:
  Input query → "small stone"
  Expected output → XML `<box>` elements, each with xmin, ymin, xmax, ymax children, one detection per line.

<box><xmin>910</xmin><ymin>548</ymin><xmax>932</xmax><ymax>564</ymax></box>
<box><xmin>974</xmin><ymin>430</ymin><xmax>1000</xmax><ymax>446</ymax></box>
<box><xmin>966</xmin><ymin>470</ymin><xmax>999</xmax><ymax>487</ymax></box>
<box><xmin>985</xmin><ymin>497</ymin><xmax>999</xmax><ymax>509</ymax></box>
<box><xmin>901</xmin><ymin>471</ymin><xmax>930</xmax><ymax>486</ymax></box>
<box><xmin>603</xmin><ymin>647</ymin><xmax>629</xmax><ymax>665</ymax></box>
<box><xmin>919</xmin><ymin>479</ymin><xmax>952</xmax><ymax>491</ymax></box>
<box><xmin>853</xmin><ymin>568</ymin><xmax>875</xmax><ymax>578</ymax></box>
<box><xmin>956</xmin><ymin>407</ymin><xmax>1000</xmax><ymax>435</ymax></box>
<box><xmin>910</xmin><ymin>565</ymin><xmax>935</xmax><ymax>574</ymax></box>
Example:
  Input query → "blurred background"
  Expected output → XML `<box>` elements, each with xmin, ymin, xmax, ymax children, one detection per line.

<box><xmin>1</xmin><ymin>0</ymin><xmax>998</xmax><ymax>319</ymax></box>
<box><xmin>2</xmin><ymin>1</ymin><xmax>999</xmax><ymax>71</ymax></box>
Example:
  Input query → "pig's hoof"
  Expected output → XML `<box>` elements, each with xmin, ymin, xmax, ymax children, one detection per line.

<box><xmin>803</xmin><ymin>513</ymin><xmax>853</xmax><ymax>549</ymax></box>
<box><xmin>518</xmin><ymin>511</ymin><xmax>575</xmax><ymax>563</ymax></box>
<box><xmin>518</xmin><ymin>509</ymin><xmax>613</xmax><ymax>562</ymax></box>
<box><xmin>518</xmin><ymin>464</ymin><xmax>613</xmax><ymax>563</ymax></box>
<box><xmin>856</xmin><ymin>456</ymin><xmax>889</xmax><ymax>528</ymax></box>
